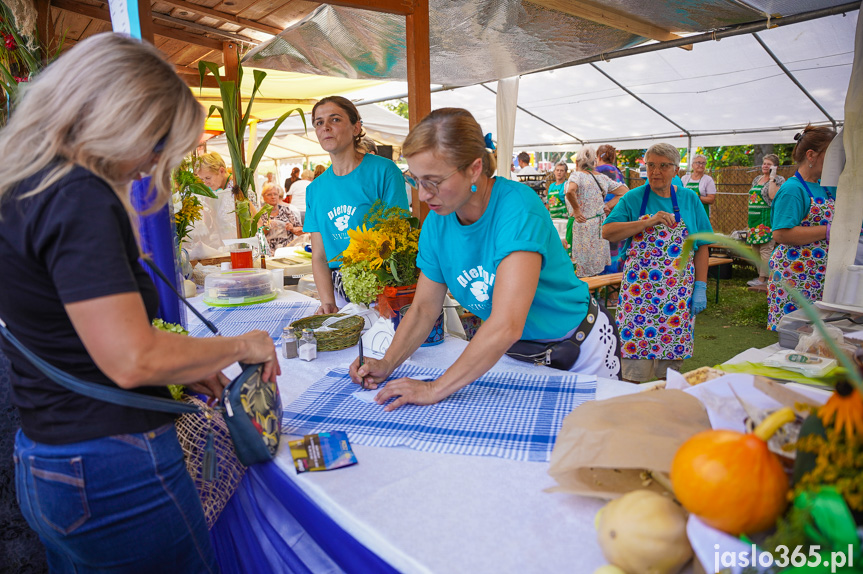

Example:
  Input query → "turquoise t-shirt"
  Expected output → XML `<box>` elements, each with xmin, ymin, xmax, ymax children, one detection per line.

<box><xmin>771</xmin><ymin>175</ymin><xmax>835</xmax><ymax>231</ymax></box>
<box><xmin>417</xmin><ymin>177</ymin><xmax>590</xmax><ymax>341</ymax></box>
<box><xmin>305</xmin><ymin>154</ymin><xmax>409</xmax><ymax>268</ymax></box>
<box><xmin>605</xmin><ymin>184</ymin><xmax>714</xmax><ymax>252</ymax></box>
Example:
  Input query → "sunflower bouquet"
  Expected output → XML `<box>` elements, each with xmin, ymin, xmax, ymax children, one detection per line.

<box><xmin>335</xmin><ymin>200</ymin><xmax>421</xmax><ymax>314</ymax></box>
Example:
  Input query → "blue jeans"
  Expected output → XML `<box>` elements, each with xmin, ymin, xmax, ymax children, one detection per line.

<box><xmin>14</xmin><ymin>424</ymin><xmax>218</xmax><ymax>573</ymax></box>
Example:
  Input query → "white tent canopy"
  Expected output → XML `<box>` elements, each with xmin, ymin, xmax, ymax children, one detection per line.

<box><xmin>341</xmin><ymin>11</ymin><xmax>855</xmax><ymax>152</ymax></box>
<box><xmin>204</xmin><ymin>103</ymin><xmax>410</xmax><ymax>180</ymax></box>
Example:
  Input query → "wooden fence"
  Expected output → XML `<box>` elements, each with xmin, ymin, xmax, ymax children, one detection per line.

<box><xmin>624</xmin><ymin>165</ymin><xmax>798</xmax><ymax>234</ymax></box>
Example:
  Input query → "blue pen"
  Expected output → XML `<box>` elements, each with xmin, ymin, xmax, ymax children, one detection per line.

<box><xmin>358</xmin><ymin>337</ymin><xmax>364</xmax><ymax>368</ymax></box>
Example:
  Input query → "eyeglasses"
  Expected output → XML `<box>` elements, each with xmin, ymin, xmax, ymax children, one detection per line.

<box><xmin>692</xmin><ymin>161</ymin><xmax>706</xmax><ymax>166</ymax></box>
<box><xmin>404</xmin><ymin>167</ymin><xmax>460</xmax><ymax>193</ymax></box>
<box><xmin>645</xmin><ymin>162</ymin><xmax>677</xmax><ymax>172</ymax></box>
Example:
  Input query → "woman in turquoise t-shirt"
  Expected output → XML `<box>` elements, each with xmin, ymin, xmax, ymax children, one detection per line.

<box><xmin>348</xmin><ymin>109</ymin><xmax>621</xmax><ymax>411</ymax></box>
<box><xmin>767</xmin><ymin>125</ymin><xmax>837</xmax><ymax>330</ymax></box>
<box><xmin>304</xmin><ymin>96</ymin><xmax>409</xmax><ymax>314</ymax></box>
<box><xmin>547</xmin><ymin>161</ymin><xmax>569</xmax><ymax>220</ymax></box>
<box><xmin>603</xmin><ymin>143</ymin><xmax>713</xmax><ymax>383</ymax></box>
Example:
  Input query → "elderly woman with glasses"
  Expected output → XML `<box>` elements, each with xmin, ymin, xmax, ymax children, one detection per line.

<box><xmin>349</xmin><ymin>108</ymin><xmax>621</xmax><ymax>411</ymax></box>
<box><xmin>602</xmin><ymin>143</ymin><xmax>713</xmax><ymax>383</ymax></box>
<box><xmin>681</xmin><ymin>154</ymin><xmax>716</xmax><ymax>218</ymax></box>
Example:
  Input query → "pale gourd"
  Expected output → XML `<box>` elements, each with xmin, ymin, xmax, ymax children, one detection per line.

<box><xmin>183</xmin><ymin>279</ymin><xmax>197</xmax><ymax>298</ymax></box>
<box><xmin>596</xmin><ymin>490</ymin><xmax>692</xmax><ymax>574</ymax></box>
<box><xmin>593</xmin><ymin>566</ymin><xmax>628</xmax><ymax>574</ymax></box>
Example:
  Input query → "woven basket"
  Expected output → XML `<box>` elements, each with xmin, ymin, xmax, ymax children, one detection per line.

<box><xmin>175</xmin><ymin>396</ymin><xmax>246</xmax><ymax>529</ymax></box>
<box><xmin>289</xmin><ymin>313</ymin><xmax>363</xmax><ymax>351</ymax></box>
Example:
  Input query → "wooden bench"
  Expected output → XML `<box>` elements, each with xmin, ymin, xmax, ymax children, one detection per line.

<box><xmin>584</xmin><ymin>257</ymin><xmax>733</xmax><ymax>306</ymax></box>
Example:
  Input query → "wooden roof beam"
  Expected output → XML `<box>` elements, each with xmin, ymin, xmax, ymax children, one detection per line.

<box><xmin>52</xmin><ymin>0</ymin><xmax>223</xmax><ymax>51</ymax></box>
<box><xmin>324</xmin><ymin>0</ymin><xmax>415</xmax><ymax>16</ymax></box>
<box><xmin>526</xmin><ymin>0</ymin><xmax>692</xmax><ymax>50</ymax></box>
<box><xmin>157</xmin><ymin>0</ymin><xmax>283</xmax><ymax>36</ymax></box>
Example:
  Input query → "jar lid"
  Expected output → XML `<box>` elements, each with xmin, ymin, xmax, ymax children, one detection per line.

<box><xmin>302</xmin><ymin>328</ymin><xmax>314</xmax><ymax>334</ymax></box>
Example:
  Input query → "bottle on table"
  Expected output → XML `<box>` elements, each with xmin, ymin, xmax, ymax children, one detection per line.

<box><xmin>281</xmin><ymin>327</ymin><xmax>298</xmax><ymax>359</ymax></box>
<box><xmin>298</xmin><ymin>328</ymin><xmax>317</xmax><ymax>362</ymax></box>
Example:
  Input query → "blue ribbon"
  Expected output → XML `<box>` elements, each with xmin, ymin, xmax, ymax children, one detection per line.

<box><xmin>484</xmin><ymin>133</ymin><xmax>496</xmax><ymax>151</ymax></box>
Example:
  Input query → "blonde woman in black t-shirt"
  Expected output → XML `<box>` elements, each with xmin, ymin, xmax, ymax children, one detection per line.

<box><xmin>0</xmin><ymin>34</ymin><xmax>279</xmax><ymax>572</ymax></box>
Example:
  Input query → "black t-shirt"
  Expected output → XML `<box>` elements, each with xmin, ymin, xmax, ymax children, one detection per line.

<box><xmin>0</xmin><ymin>165</ymin><xmax>176</xmax><ymax>444</ymax></box>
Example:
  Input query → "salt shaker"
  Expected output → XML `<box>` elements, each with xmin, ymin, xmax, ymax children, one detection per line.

<box><xmin>281</xmin><ymin>327</ymin><xmax>298</xmax><ymax>359</ymax></box>
<box><xmin>298</xmin><ymin>328</ymin><xmax>317</xmax><ymax>362</ymax></box>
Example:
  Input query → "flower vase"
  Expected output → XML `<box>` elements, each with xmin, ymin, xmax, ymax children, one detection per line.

<box><xmin>179</xmin><ymin>247</ymin><xmax>193</xmax><ymax>279</ymax></box>
<box><xmin>377</xmin><ymin>284</ymin><xmax>417</xmax><ymax>321</ymax></box>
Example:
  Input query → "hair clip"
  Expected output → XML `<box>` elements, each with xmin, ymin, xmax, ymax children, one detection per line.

<box><xmin>484</xmin><ymin>133</ymin><xmax>496</xmax><ymax>151</ymax></box>
<box><xmin>793</xmin><ymin>132</ymin><xmax>803</xmax><ymax>141</ymax></box>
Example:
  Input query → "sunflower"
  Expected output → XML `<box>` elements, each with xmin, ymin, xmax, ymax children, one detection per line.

<box><xmin>818</xmin><ymin>380</ymin><xmax>863</xmax><ymax>442</ymax></box>
<box><xmin>341</xmin><ymin>225</ymin><xmax>391</xmax><ymax>268</ymax></box>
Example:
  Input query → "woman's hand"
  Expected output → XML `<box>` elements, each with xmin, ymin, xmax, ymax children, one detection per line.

<box><xmin>574</xmin><ymin>211</ymin><xmax>587</xmax><ymax>223</ymax></box>
<box><xmin>186</xmin><ymin>371</ymin><xmax>230</xmax><ymax>404</ymax></box>
<box><xmin>648</xmin><ymin>210</ymin><xmax>676</xmax><ymax>228</ymax></box>
<box><xmin>237</xmin><ymin>330</ymin><xmax>281</xmax><ymax>383</ymax></box>
<box><xmin>349</xmin><ymin>356</ymin><xmax>394</xmax><ymax>389</ymax></box>
<box><xmin>372</xmin><ymin>377</ymin><xmax>441</xmax><ymax>412</ymax></box>
<box><xmin>315</xmin><ymin>303</ymin><xmax>340</xmax><ymax>315</ymax></box>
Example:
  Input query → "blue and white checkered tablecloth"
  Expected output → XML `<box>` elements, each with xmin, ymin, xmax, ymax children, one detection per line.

<box><xmin>189</xmin><ymin>301</ymin><xmax>317</xmax><ymax>340</ymax></box>
<box><xmin>282</xmin><ymin>364</ymin><xmax>597</xmax><ymax>462</ymax></box>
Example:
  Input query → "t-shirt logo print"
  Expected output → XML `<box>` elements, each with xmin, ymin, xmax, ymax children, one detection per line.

<box><xmin>470</xmin><ymin>279</ymin><xmax>490</xmax><ymax>302</ymax></box>
<box><xmin>456</xmin><ymin>265</ymin><xmax>495</xmax><ymax>306</ymax></box>
<box><xmin>334</xmin><ymin>214</ymin><xmax>351</xmax><ymax>231</ymax></box>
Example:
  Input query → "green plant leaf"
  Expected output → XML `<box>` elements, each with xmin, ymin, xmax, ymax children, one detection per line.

<box><xmin>250</xmin><ymin>203</ymin><xmax>273</xmax><ymax>232</ymax></box>
<box><xmin>197</xmin><ymin>61</ymin><xmax>222</xmax><ymax>95</ymax></box>
<box><xmin>389</xmin><ymin>258</ymin><xmax>401</xmax><ymax>284</ymax></box>
<box><xmin>235</xmin><ymin>200</ymin><xmax>253</xmax><ymax>238</ymax></box>
<box><xmin>189</xmin><ymin>181</ymin><xmax>217</xmax><ymax>198</ymax></box>
<box><xmin>240</xmin><ymin>69</ymin><xmax>267</xmax><ymax>137</ymax></box>
<box><xmin>680</xmin><ymin>232</ymin><xmax>863</xmax><ymax>393</ymax></box>
<box><xmin>249</xmin><ymin>107</ymin><xmax>307</xmax><ymax>173</ymax></box>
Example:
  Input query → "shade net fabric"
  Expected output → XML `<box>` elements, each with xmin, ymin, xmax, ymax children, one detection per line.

<box><xmin>282</xmin><ymin>364</ymin><xmax>597</xmax><ymax>462</ymax></box>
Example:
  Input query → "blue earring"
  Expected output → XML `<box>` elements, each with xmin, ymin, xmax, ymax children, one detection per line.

<box><xmin>471</xmin><ymin>184</ymin><xmax>477</xmax><ymax>193</ymax></box>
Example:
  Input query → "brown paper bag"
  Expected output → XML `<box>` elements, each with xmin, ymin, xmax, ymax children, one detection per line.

<box><xmin>547</xmin><ymin>389</ymin><xmax>711</xmax><ymax>499</ymax></box>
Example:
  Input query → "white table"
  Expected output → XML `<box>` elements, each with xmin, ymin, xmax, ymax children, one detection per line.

<box><xmin>192</xmin><ymin>291</ymin><xmax>644</xmax><ymax>573</ymax></box>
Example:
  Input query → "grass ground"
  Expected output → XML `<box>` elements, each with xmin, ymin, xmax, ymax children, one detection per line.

<box><xmin>610</xmin><ymin>262</ymin><xmax>779</xmax><ymax>372</ymax></box>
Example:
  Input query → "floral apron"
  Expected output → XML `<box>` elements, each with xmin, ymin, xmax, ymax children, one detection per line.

<box><xmin>767</xmin><ymin>173</ymin><xmax>833</xmax><ymax>330</ymax></box>
<box><xmin>617</xmin><ymin>186</ymin><xmax>695</xmax><ymax>360</ymax></box>
<box><xmin>746</xmin><ymin>183</ymin><xmax>773</xmax><ymax>244</ymax></box>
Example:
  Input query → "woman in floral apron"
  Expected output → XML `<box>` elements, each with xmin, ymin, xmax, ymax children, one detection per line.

<box><xmin>745</xmin><ymin>154</ymin><xmax>785</xmax><ymax>287</ymax></box>
<box><xmin>767</xmin><ymin>125</ymin><xmax>837</xmax><ymax>330</ymax></box>
<box><xmin>603</xmin><ymin>143</ymin><xmax>713</xmax><ymax>382</ymax></box>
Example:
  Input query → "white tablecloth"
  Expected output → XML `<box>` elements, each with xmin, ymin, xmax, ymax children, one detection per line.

<box><xmin>189</xmin><ymin>291</ymin><xmax>643</xmax><ymax>573</ymax></box>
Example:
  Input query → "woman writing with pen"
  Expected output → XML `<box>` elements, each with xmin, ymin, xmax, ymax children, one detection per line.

<box><xmin>349</xmin><ymin>108</ymin><xmax>620</xmax><ymax>411</ymax></box>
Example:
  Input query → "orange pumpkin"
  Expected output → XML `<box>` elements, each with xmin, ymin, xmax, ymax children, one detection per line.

<box><xmin>670</xmin><ymin>407</ymin><xmax>795</xmax><ymax>536</ymax></box>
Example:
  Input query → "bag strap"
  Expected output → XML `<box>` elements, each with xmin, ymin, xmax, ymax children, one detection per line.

<box><xmin>0</xmin><ymin>316</ymin><xmax>200</xmax><ymax>415</ymax></box>
<box><xmin>141</xmin><ymin>257</ymin><xmax>219</xmax><ymax>335</ymax></box>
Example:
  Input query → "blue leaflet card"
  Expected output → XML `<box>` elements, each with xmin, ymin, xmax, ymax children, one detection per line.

<box><xmin>289</xmin><ymin>431</ymin><xmax>358</xmax><ymax>473</ymax></box>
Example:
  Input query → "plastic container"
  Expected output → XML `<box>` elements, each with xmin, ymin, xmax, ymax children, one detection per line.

<box><xmin>296</xmin><ymin>274</ymin><xmax>318</xmax><ymax>299</ymax></box>
<box><xmin>203</xmin><ymin>269</ymin><xmax>277</xmax><ymax>307</ymax></box>
<box><xmin>776</xmin><ymin>310</ymin><xmax>810</xmax><ymax>349</ymax></box>
<box><xmin>763</xmin><ymin>349</ymin><xmax>837</xmax><ymax>378</ymax></box>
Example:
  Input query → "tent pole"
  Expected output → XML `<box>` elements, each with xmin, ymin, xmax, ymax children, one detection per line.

<box><xmin>534</xmin><ymin>3</ymin><xmax>860</xmax><ymax>75</ymax></box>
<box><xmin>481</xmin><ymin>84</ymin><xmax>584</xmax><ymax>144</ymax></box>
<box><xmin>589</xmin><ymin>63</ymin><xmax>691</xmax><ymax>141</ymax></box>
<box><xmin>686</xmin><ymin>135</ymin><xmax>692</xmax><ymax>173</ymax></box>
<box><xmin>753</xmin><ymin>33</ymin><xmax>838</xmax><ymax>130</ymax></box>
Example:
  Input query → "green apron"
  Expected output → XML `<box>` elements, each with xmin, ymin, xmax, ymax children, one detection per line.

<box><xmin>548</xmin><ymin>181</ymin><xmax>568</xmax><ymax>219</ymax></box>
<box><xmin>746</xmin><ymin>183</ymin><xmax>773</xmax><ymax>244</ymax></box>
<box><xmin>684</xmin><ymin>180</ymin><xmax>709</xmax><ymax>218</ymax></box>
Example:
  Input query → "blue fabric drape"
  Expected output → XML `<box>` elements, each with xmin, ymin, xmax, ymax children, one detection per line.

<box><xmin>210</xmin><ymin>463</ymin><xmax>399</xmax><ymax>574</ymax></box>
<box><xmin>130</xmin><ymin>177</ymin><xmax>185</xmax><ymax>328</ymax></box>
